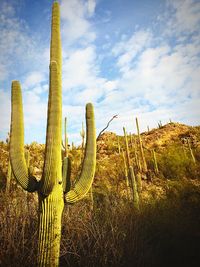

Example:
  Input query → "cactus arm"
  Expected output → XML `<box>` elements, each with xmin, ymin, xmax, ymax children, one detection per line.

<box><xmin>62</xmin><ymin>157</ymin><xmax>71</xmax><ymax>193</ymax></box>
<box><xmin>10</xmin><ymin>81</ymin><xmax>38</xmax><ymax>192</ymax></box>
<box><xmin>40</xmin><ymin>61</ymin><xmax>62</xmax><ymax>195</ymax></box>
<box><xmin>65</xmin><ymin>103</ymin><xmax>96</xmax><ymax>204</ymax></box>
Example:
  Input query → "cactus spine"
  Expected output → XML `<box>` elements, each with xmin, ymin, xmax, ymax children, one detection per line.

<box><xmin>10</xmin><ymin>3</ymin><xmax>96</xmax><ymax>266</ymax></box>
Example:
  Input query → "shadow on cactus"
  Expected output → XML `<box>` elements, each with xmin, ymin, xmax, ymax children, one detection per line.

<box><xmin>9</xmin><ymin>2</ymin><xmax>96</xmax><ymax>266</ymax></box>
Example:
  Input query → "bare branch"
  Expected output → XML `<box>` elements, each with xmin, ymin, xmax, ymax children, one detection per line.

<box><xmin>97</xmin><ymin>115</ymin><xmax>118</xmax><ymax>141</ymax></box>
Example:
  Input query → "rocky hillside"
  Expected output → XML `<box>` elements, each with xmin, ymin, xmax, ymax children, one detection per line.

<box><xmin>0</xmin><ymin>122</ymin><xmax>200</xmax><ymax>194</ymax></box>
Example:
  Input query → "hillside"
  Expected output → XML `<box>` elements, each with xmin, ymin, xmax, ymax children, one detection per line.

<box><xmin>1</xmin><ymin>122</ymin><xmax>200</xmax><ymax>196</ymax></box>
<box><xmin>0</xmin><ymin>122</ymin><xmax>200</xmax><ymax>267</ymax></box>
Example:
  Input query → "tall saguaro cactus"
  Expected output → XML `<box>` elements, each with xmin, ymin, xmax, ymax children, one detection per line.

<box><xmin>10</xmin><ymin>2</ymin><xmax>96</xmax><ymax>267</ymax></box>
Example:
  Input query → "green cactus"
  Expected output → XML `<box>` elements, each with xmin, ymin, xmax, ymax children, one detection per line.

<box><xmin>158</xmin><ymin>120</ymin><xmax>162</xmax><ymax>128</ymax></box>
<box><xmin>123</xmin><ymin>127</ymin><xmax>131</xmax><ymax>168</ymax></box>
<box><xmin>121</xmin><ymin>148</ymin><xmax>130</xmax><ymax>199</ymax></box>
<box><xmin>62</xmin><ymin>117</ymin><xmax>71</xmax><ymax>193</ymax></box>
<box><xmin>10</xmin><ymin>2</ymin><xmax>96</xmax><ymax>267</ymax></box>
<box><xmin>152</xmin><ymin>149</ymin><xmax>159</xmax><ymax>174</ymax></box>
<box><xmin>123</xmin><ymin>127</ymin><xmax>140</xmax><ymax>202</ymax></box>
<box><xmin>135</xmin><ymin>117</ymin><xmax>147</xmax><ymax>173</ymax></box>
<box><xmin>117</xmin><ymin>136</ymin><xmax>121</xmax><ymax>154</ymax></box>
<box><xmin>187</xmin><ymin>138</ymin><xmax>196</xmax><ymax>164</ymax></box>
<box><xmin>64</xmin><ymin>117</ymin><xmax>68</xmax><ymax>157</ymax></box>
<box><xmin>129</xmin><ymin>166</ymin><xmax>139</xmax><ymax>210</ymax></box>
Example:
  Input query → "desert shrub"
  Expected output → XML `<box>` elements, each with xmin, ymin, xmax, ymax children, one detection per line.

<box><xmin>157</xmin><ymin>144</ymin><xmax>199</xmax><ymax>179</ymax></box>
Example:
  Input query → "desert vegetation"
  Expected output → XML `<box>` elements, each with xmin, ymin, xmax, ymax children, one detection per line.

<box><xmin>0</xmin><ymin>122</ymin><xmax>200</xmax><ymax>267</ymax></box>
<box><xmin>0</xmin><ymin>1</ymin><xmax>200</xmax><ymax>267</ymax></box>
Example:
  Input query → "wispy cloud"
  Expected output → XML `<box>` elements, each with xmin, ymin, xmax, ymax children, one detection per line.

<box><xmin>60</xmin><ymin>0</ymin><xmax>96</xmax><ymax>46</ymax></box>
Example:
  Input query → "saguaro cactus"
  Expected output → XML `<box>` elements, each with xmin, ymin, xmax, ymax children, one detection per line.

<box><xmin>123</xmin><ymin>127</ymin><xmax>139</xmax><ymax>204</ymax></box>
<box><xmin>10</xmin><ymin>2</ymin><xmax>96</xmax><ymax>267</ymax></box>
<box><xmin>135</xmin><ymin>117</ymin><xmax>147</xmax><ymax>172</ymax></box>
<box><xmin>187</xmin><ymin>138</ymin><xmax>196</xmax><ymax>164</ymax></box>
<box><xmin>64</xmin><ymin>117</ymin><xmax>68</xmax><ymax>157</ymax></box>
<box><xmin>152</xmin><ymin>149</ymin><xmax>159</xmax><ymax>174</ymax></box>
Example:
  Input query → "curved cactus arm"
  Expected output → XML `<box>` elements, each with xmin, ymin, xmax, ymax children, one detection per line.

<box><xmin>65</xmin><ymin>103</ymin><xmax>96</xmax><ymax>204</ymax></box>
<box><xmin>62</xmin><ymin>157</ymin><xmax>71</xmax><ymax>193</ymax></box>
<box><xmin>40</xmin><ymin>61</ymin><xmax>62</xmax><ymax>195</ymax></box>
<box><xmin>10</xmin><ymin>81</ymin><xmax>38</xmax><ymax>192</ymax></box>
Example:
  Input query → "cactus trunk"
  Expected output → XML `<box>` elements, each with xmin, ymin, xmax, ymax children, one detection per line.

<box><xmin>38</xmin><ymin>185</ymin><xmax>64</xmax><ymax>267</ymax></box>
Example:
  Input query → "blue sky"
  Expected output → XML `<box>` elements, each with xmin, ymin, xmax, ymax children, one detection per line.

<box><xmin>0</xmin><ymin>0</ymin><xmax>200</xmax><ymax>144</ymax></box>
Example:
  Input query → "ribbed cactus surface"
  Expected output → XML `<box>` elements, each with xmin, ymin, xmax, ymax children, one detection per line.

<box><xmin>9</xmin><ymin>2</ymin><xmax>96</xmax><ymax>267</ymax></box>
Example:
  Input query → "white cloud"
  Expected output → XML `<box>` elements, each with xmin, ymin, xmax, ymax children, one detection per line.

<box><xmin>60</xmin><ymin>0</ymin><xmax>96</xmax><ymax>45</ymax></box>
<box><xmin>1</xmin><ymin>0</ymin><xmax>200</xmax><ymax>144</ymax></box>
<box><xmin>62</xmin><ymin>45</ymin><xmax>118</xmax><ymax>106</ymax></box>
<box><xmin>23</xmin><ymin>71</ymin><xmax>45</xmax><ymax>90</ymax></box>
<box><xmin>165</xmin><ymin>0</ymin><xmax>200</xmax><ymax>35</ymax></box>
<box><xmin>0</xmin><ymin>89</ymin><xmax>11</xmax><ymax>135</ymax></box>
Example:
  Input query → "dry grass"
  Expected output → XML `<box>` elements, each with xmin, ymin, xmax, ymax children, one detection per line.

<box><xmin>0</xmin><ymin>180</ymin><xmax>200</xmax><ymax>267</ymax></box>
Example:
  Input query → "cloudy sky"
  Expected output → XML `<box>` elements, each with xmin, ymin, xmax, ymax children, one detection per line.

<box><xmin>0</xmin><ymin>0</ymin><xmax>200</xmax><ymax>144</ymax></box>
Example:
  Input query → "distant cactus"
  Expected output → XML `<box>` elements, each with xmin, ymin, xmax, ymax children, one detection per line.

<box><xmin>64</xmin><ymin>117</ymin><xmax>69</xmax><ymax>157</ymax></box>
<box><xmin>132</xmin><ymin>135</ymin><xmax>142</xmax><ymax>172</ymax></box>
<box><xmin>10</xmin><ymin>3</ymin><xmax>96</xmax><ymax>266</ymax></box>
<box><xmin>123</xmin><ymin>127</ymin><xmax>140</xmax><ymax>204</ymax></box>
<box><xmin>123</xmin><ymin>127</ymin><xmax>131</xmax><ymax>168</ymax></box>
<box><xmin>129</xmin><ymin>166</ymin><xmax>139</xmax><ymax>210</ymax></box>
<box><xmin>187</xmin><ymin>138</ymin><xmax>196</xmax><ymax>164</ymax></box>
<box><xmin>135</xmin><ymin>117</ymin><xmax>147</xmax><ymax>173</ymax></box>
<box><xmin>152</xmin><ymin>149</ymin><xmax>159</xmax><ymax>174</ymax></box>
<box><xmin>121</xmin><ymin>148</ymin><xmax>130</xmax><ymax>199</ymax></box>
<box><xmin>158</xmin><ymin>120</ymin><xmax>162</xmax><ymax>128</ymax></box>
<box><xmin>117</xmin><ymin>136</ymin><xmax>121</xmax><ymax>154</ymax></box>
